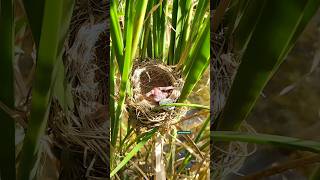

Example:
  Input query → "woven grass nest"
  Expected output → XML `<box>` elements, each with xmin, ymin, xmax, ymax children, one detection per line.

<box><xmin>127</xmin><ymin>60</ymin><xmax>186</xmax><ymax>130</ymax></box>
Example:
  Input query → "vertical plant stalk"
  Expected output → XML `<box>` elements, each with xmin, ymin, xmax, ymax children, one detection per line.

<box><xmin>141</xmin><ymin>2</ymin><xmax>153</xmax><ymax>58</ymax></box>
<box><xmin>175</xmin><ymin>0</ymin><xmax>193</xmax><ymax>62</ymax></box>
<box><xmin>167</xmin><ymin>127</ymin><xmax>177</xmax><ymax>179</ymax></box>
<box><xmin>155</xmin><ymin>133</ymin><xmax>166</xmax><ymax>180</ymax></box>
<box><xmin>158</xmin><ymin>0</ymin><xmax>167</xmax><ymax>61</ymax></box>
<box><xmin>110</xmin><ymin>0</ymin><xmax>124</xmax><ymax>73</ymax></box>
<box><xmin>112</xmin><ymin>0</ymin><xmax>149</xmax><ymax>147</ymax></box>
<box><xmin>112</xmin><ymin>0</ymin><xmax>134</xmax><ymax>146</ymax></box>
<box><xmin>147</xmin><ymin>24</ymin><xmax>154</xmax><ymax>58</ymax></box>
<box><xmin>131</xmin><ymin>0</ymin><xmax>149</xmax><ymax>59</ymax></box>
<box><xmin>167</xmin><ymin>0</ymin><xmax>178</xmax><ymax>65</ymax></box>
<box><xmin>17</xmin><ymin>0</ymin><xmax>74</xmax><ymax>179</ymax></box>
<box><xmin>173</xmin><ymin>0</ymin><xmax>192</xmax><ymax>64</ymax></box>
<box><xmin>0</xmin><ymin>0</ymin><xmax>15</xmax><ymax>179</ymax></box>
<box><xmin>153</xmin><ymin>0</ymin><xmax>160</xmax><ymax>58</ymax></box>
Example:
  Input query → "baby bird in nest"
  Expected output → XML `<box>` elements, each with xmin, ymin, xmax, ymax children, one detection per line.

<box><xmin>145</xmin><ymin>86</ymin><xmax>180</xmax><ymax>110</ymax></box>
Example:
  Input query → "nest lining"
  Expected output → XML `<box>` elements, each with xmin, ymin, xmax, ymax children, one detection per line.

<box><xmin>128</xmin><ymin>61</ymin><xmax>186</xmax><ymax>129</ymax></box>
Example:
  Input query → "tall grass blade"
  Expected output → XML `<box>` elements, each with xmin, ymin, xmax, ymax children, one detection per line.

<box><xmin>131</xmin><ymin>0</ymin><xmax>148</xmax><ymax>59</ymax></box>
<box><xmin>152</xmin><ymin>0</ymin><xmax>160</xmax><ymax>58</ymax></box>
<box><xmin>167</xmin><ymin>0</ymin><xmax>178</xmax><ymax>65</ymax></box>
<box><xmin>178</xmin><ymin>18</ymin><xmax>210</xmax><ymax>102</ymax></box>
<box><xmin>141</xmin><ymin>2</ymin><xmax>153</xmax><ymax>58</ymax></box>
<box><xmin>52</xmin><ymin>0</ymin><xmax>75</xmax><ymax>111</ymax></box>
<box><xmin>160</xmin><ymin>103</ymin><xmax>209</xmax><ymax>110</ymax></box>
<box><xmin>17</xmin><ymin>0</ymin><xmax>74</xmax><ymax>178</ymax></box>
<box><xmin>112</xmin><ymin>0</ymin><xmax>134</xmax><ymax>146</ymax></box>
<box><xmin>177</xmin><ymin>0</ymin><xmax>209</xmax><ymax>67</ymax></box>
<box><xmin>0</xmin><ymin>0</ymin><xmax>15</xmax><ymax>179</ymax></box>
<box><xmin>173</xmin><ymin>0</ymin><xmax>192</xmax><ymax>64</ymax></box>
<box><xmin>110</xmin><ymin>0</ymin><xmax>124</xmax><ymax>72</ymax></box>
<box><xmin>159</xmin><ymin>0</ymin><xmax>167</xmax><ymax>61</ymax></box>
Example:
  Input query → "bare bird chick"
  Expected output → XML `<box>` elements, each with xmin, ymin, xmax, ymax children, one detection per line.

<box><xmin>145</xmin><ymin>86</ymin><xmax>180</xmax><ymax>110</ymax></box>
<box><xmin>145</xmin><ymin>86</ymin><xmax>174</xmax><ymax>102</ymax></box>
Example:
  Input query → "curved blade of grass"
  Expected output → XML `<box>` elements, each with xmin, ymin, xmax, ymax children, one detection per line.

<box><xmin>182</xmin><ymin>15</ymin><xmax>209</xmax><ymax>76</ymax></box>
<box><xmin>112</xmin><ymin>0</ymin><xmax>134</xmax><ymax>146</ymax></box>
<box><xmin>0</xmin><ymin>0</ymin><xmax>15</xmax><ymax>179</ymax></box>
<box><xmin>178</xmin><ymin>17</ymin><xmax>210</xmax><ymax>102</ymax></box>
<box><xmin>17</xmin><ymin>0</ymin><xmax>74</xmax><ymax>179</ymax></box>
<box><xmin>147</xmin><ymin>24</ymin><xmax>154</xmax><ymax>58</ymax></box>
<box><xmin>110</xmin><ymin>128</ymin><xmax>157</xmax><ymax>177</ymax></box>
<box><xmin>213</xmin><ymin>131</ymin><xmax>320</xmax><ymax>153</ymax></box>
<box><xmin>110</xmin><ymin>0</ymin><xmax>124</xmax><ymax>72</ymax></box>
<box><xmin>177</xmin><ymin>0</ymin><xmax>209</xmax><ymax>68</ymax></box>
<box><xmin>160</xmin><ymin>103</ymin><xmax>209</xmax><ymax>110</ymax></box>
<box><xmin>277</xmin><ymin>0</ymin><xmax>320</xmax><ymax>69</ymax></box>
<box><xmin>217</xmin><ymin>0</ymin><xmax>320</xmax><ymax>131</ymax></box>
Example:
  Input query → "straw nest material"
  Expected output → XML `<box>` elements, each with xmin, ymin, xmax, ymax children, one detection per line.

<box><xmin>48</xmin><ymin>0</ymin><xmax>109</xmax><ymax>179</ymax></box>
<box><xmin>211</xmin><ymin>123</ymin><xmax>257</xmax><ymax>179</ymax></box>
<box><xmin>127</xmin><ymin>60</ymin><xmax>186</xmax><ymax>130</ymax></box>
